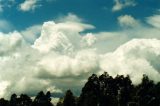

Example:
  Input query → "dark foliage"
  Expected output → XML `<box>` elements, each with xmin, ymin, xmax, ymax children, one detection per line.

<box><xmin>0</xmin><ymin>73</ymin><xmax>160</xmax><ymax>106</ymax></box>
<box><xmin>77</xmin><ymin>73</ymin><xmax>160</xmax><ymax>106</ymax></box>
<box><xmin>0</xmin><ymin>91</ymin><xmax>53</xmax><ymax>106</ymax></box>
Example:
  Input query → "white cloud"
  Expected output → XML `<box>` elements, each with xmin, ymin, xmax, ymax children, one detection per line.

<box><xmin>0</xmin><ymin>14</ymin><xmax>97</xmax><ymax>98</ymax></box>
<box><xmin>100</xmin><ymin>39</ymin><xmax>160</xmax><ymax>84</ymax></box>
<box><xmin>33</xmin><ymin>13</ymin><xmax>94</xmax><ymax>53</ymax></box>
<box><xmin>19</xmin><ymin>0</ymin><xmax>41</xmax><ymax>12</ymax></box>
<box><xmin>0</xmin><ymin>81</ymin><xmax>10</xmax><ymax>97</ymax></box>
<box><xmin>0</xmin><ymin>13</ymin><xmax>160</xmax><ymax>99</ymax></box>
<box><xmin>0</xmin><ymin>31</ymin><xmax>24</xmax><ymax>54</ymax></box>
<box><xmin>55</xmin><ymin>13</ymin><xmax>95</xmax><ymax>32</ymax></box>
<box><xmin>33</xmin><ymin>21</ymin><xmax>75</xmax><ymax>53</ymax></box>
<box><xmin>81</xmin><ymin>33</ymin><xmax>97</xmax><ymax>47</ymax></box>
<box><xmin>147</xmin><ymin>15</ymin><xmax>160</xmax><ymax>28</ymax></box>
<box><xmin>112</xmin><ymin>0</ymin><xmax>136</xmax><ymax>12</ymax></box>
<box><xmin>118</xmin><ymin>15</ymin><xmax>140</xmax><ymax>28</ymax></box>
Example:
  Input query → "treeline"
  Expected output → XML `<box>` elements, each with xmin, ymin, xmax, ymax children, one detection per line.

<box><xmin>0</xmin><ymin>72</ymin><xmax>160</xmax><ymax>106</ymax></box>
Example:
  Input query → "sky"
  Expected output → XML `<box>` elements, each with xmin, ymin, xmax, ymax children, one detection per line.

<box><xmin>0</xmin><ymin>0</ymin><xmax>160</xmax><ymax>99</ymax></box>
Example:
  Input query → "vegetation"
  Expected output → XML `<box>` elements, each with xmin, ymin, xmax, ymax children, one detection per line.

<box><xmin>0</xmin><ymin>72</ymin><xmax>160</xmax><ymax>106</ymax></box>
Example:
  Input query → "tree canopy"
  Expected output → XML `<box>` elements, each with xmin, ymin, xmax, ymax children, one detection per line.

<box><xmin>0</xmin><ymin>73</ymin><xmax>159</xmax><ymax>106</ymax></box>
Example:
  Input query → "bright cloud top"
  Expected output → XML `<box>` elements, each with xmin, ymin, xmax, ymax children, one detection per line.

<box><xmin>0</xmin><ymin>13</ymin><xmax>160</xmax><ymax>99</ymax></box>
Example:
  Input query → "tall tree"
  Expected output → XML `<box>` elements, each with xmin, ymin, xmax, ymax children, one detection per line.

<box><xmin>63</xmin><ymin>90</ymin><xmax>76</xmax><ymax>106</ymax></box>
<box><xmin>78</xmin><ymin>74</ymin><xmax>100</xmax><ymax>106</ymax></box>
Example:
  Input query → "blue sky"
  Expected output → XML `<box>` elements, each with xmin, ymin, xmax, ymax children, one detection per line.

<box><xmin>0</xmin><ymin>0</ymin><xmax>160</xmax><ymax>32</ymax></box>
<box><xmin>0</xmin><ymin>0</ymin><xmax>160</xmax><ymax>98</ymax></box>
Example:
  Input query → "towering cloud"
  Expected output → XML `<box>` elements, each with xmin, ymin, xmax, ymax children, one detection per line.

<box><xmin>0</xmin><ymin>14</ymin><xmax>160</xmax><ymax>99</ymax></box>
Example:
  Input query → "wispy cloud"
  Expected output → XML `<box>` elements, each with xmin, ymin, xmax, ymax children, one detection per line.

<box><xmin>19</xmin><ymin>0</ymin><xmax>41</xmax><ymax>12</ymax></box>
<box><xmin>147</xmin><ymin>15</ymin><xmax>160</xmax><ymax>29</ymax></box>
<box><xmin>112</xmin><ymin>0</ymin><xmax>136</xmax><ymax>12</ymax></box>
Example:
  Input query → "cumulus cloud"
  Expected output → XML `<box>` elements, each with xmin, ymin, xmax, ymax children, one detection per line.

<box><xmin>33</xmin><ymin>21</ymin><xmax>75</xmax><ymax>53</ymax></box>
<box><xmin>0</xmin><ymin>13</ymin><xmax>160</xmax><ymax>99</ymax></box>
<box><xmin>100</xmin><ymin>39</ymin><xmax>160</xmax><ymax>84</ymax></box>
<box><xmin>112</xmin><ymin>0</ymin><xmax>136</xmax><ymax>12</ymax></box>
<box><xmin>118</xmin><ymin>15</ymin><xmax>140</xmax><ymax>28</ymax></box>
<box><xmin>19</xmin><ymin>0</ymin><xmax>41</xmax><ymax>12</ymax></box>
<box><xmin>33</xmin><ymin>13</ymin><xmax>94</xmax><ymax>53</ymax></box>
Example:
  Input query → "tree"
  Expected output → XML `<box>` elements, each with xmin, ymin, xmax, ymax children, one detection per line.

<box><xmin>63</xmin><ymin>90</ymin><xmax>76</xmax><ymax>106</ymax></box>
<box><xmin>45</xmin><ymin>91</ymin><xmax>53</xmax><ymax>106</ymax></box>
<box><xmin>33</xmin><ymin>91</ymin><xmax>54</xmax><ymax>106</ymax></box>
<box><xmin>10</xmin><ymin>93</ymin><xmax>17</xmax><ymax>106</ymax></box>
<box><xmin>19</xmin><ymin>94</ymin><xmax>32</xmax><ymax>106</ymax></box>
<box><xmin>0</xmin><ymin>98</ymin><xmax>8</xmax><ymax>106</ymax></box>
<box><xmin>78</xmin><ymin>74</ymin><xmax>100</xmax><ymax>106</ymax></box>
